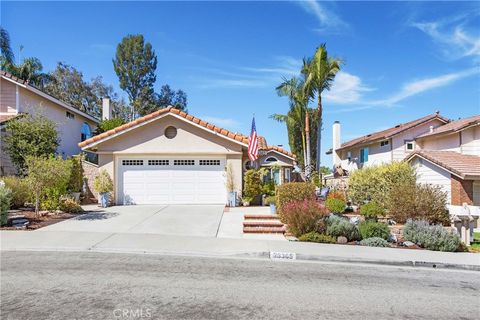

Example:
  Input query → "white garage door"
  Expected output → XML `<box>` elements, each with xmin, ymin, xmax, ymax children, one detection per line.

<box><xmin>118</xmin><ymin>157</ymin><xmax>227</xmax><ymax>205</ymax></box>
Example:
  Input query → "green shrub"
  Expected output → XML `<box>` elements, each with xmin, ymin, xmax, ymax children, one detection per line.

<box><xmin>93</xmin><ymin>170</ymin><xmax>113</xmax><ymax>194</ymax></box>
<box><xmin>3</xmin><ymin>113</ymin><xmax>59</xmax><ymax>175</ymax></box>
<box><xmin>360</xmin><ymin>202</ymin><xmax>384</xmax><ymax>221</ymax></box>
<box><xmin>282</xmin><ymin>199</ymin><xmax>328</xmax><ymax>237</ymax></box>
<box><xmin>67</xmin><ymin>155</ymin><xmax>84</xmax><ymax>193</ymax></box>
<box><xmin>265</xmin><ymin>196</ymin><xmax>276</xmax><ymax>206</ymax></box>
<box><xmin>298</xmin><ymin>232</ymin><xmax>336</xmax><ymax>243</ymax></box>
<box><xmin>2</xmin><ymin>176</ymin><xmax>30</xmax><ymax>208</ymax></box>
<box><xmin>348</xmin><ymin>162</ymin><xmax>416</xmax><ymax>208</ymax></box>
<box><xmin>403</xmin><ymin>220</ymin><xmax>461</xmax><ymax>252</ymax></box>
<box><xmin>261</xmin><ymin>181</ymin><xmax>275</xmax><ymax>197</ymax></box>
<box><xmin>325</xmin><ymin>198</ymin><xmax>346</xmax><ymax>214</ymax></box>
<box><xmin>326</xmin><ymin>216</ymin><xmax>361</xmax><ymax>241</ymax></box>
<box><xmin>358</xmin><ymin>221</ymin><xmax>390</xmax><ymax>240</ymax></box>
<box><xmin>95</xmin><ymin>118</ymin><xmax>125</xmax><ymax>134</ymax></box>
<box><xmin>26</xmin><ymin>156</ymin><xmax>72</xmax><ymax>215</ymax></box>
<box><xmin>59</xmin><ymin>197</ymin><xmax>84</xmax><ymax>214</ymax></box>
<box><xmin>243</xmin><ymin>169</ymin><xmax>267</xmax><ymax>201</ymax></box>
<box><xmin>0</xmin><ymin>184</ymin><xmax>13</xmax><ymax>226</ymax></box>
<box><xmin>276</xmin><ymin>182</ymin><xmax>316</xmax><ymax>218</ymax></box>
<box><xmin>360</xmin><ymin>237</ymin><xmax>390</xmax><ymax>247</ymax></box>
<box><xmin>41</xmin><ymin>187</ymin><xmax>67</xmax><ymax>211</ymax></box>
<box><xmin>386</xmin><ymin>183</ymin><xmax>449</xmax><ymax>224</ymax></box>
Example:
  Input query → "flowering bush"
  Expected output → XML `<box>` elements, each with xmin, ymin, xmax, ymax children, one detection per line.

<box><xmin>282</xmin><ymin>199</ymin><xmax>328</xmax><ymax>237</ymax></box>
<box><xmin>0</xmin><ymin>183</ymin><xmax>13</xmax><ymax>226</ymax></box>
<box><xmin>276</xmin><ymin>183</ymin><xmax>316</xmax><ymax>219</ymax></box>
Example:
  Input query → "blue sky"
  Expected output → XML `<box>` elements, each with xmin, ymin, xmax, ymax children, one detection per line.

<box><xmin>2</xmin><ymin>1</ymin><xmax>480</xmax><ymax>167</ymax></box>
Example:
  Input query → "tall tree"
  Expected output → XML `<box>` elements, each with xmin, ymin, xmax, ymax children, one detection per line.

<box><xmin>155</xmin><ymin>84</ymin><xmax>188</xmax><ymax>111</ymax></box>
<box><xmin>272</xmin><ymin>76</ymin><xmax>318</xmax><ymax>172</ymax></box>
<box><xmin>0</xmin><ymin>26</ymin><xmax>15</xmax><ymax>69</ymax></box>
<box><xmin>113</xmin><ymin>34</ymin><xmax>157</xmax><ymax>117</ymax></box>
<box><xmin>303</xmin><ymin>44</ymin><xmax>342</xmax><ymax>173</ymax></box>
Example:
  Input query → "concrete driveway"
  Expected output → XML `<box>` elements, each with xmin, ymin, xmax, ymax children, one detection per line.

<box><xmin>39</xmin><ymin>205</ymin><xmax>225</xmax><ymax>237</ymax></box>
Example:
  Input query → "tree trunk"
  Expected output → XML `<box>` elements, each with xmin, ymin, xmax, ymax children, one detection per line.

<box><xmin>301</xmin><ymin>131</ymin><xmax>307</xmax><ymax>169</ymax></box>
<box><xmin>305</xmin><ymin>111</ymin><xmax>311</xmax><ymax>179</ymax></box>
<box><xmin>316</xmin><ymin>94</ymin><xmax>323</xmax><ymax>174</ymax></box>
<box><xmin>35</xmin><ymin>191</ymin><xmax>40</xmax><ymax>217</ymax></box>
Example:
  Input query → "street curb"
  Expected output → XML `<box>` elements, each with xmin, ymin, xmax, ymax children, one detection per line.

<box><xmin>2</xmin><ymin>247</ymin><xmax>478</xmax><ymax>271</ymax></box>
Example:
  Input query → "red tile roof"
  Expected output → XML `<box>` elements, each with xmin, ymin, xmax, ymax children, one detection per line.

<box><xmin>78</xmin><ymin>107</ymin><xmax>296</xmax><ymax>158</ymax></box>
<box><xmin>416</xmin><ymin>115</ymin><xmax>480</xmax><ymax>139</ymax></box>
<box><xmin>0</xmin><ymin>70</ymin><xmax>29</xmax><ymax>85</ymax></box>
<box><xmin>407</xmin><ymin>150</ymin><xmax>480</xmax><ymax>179</ymax></box>
<box><xmin>337</xmin><ymin>112</ymin><xmax>449</xmax><ymax>151</ymax></box>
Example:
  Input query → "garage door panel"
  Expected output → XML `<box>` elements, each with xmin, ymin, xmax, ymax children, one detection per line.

<box><xmin>119</xmin><ymin>158</ymin><xmax>226</xmax><ymax>205</ymax></box>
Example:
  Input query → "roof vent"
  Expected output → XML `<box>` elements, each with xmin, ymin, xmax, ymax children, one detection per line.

<box><xmin>395</xmin><ymin>124</ymin><xmax>401</xmax><ymax>128</ymax></box>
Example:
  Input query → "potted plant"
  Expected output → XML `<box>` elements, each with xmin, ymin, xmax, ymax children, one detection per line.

<box><xmin>93</xmin><ymin>170</ymin><xmax>113</xmax><ymax>208</ymax></box>
<box><xmin>265</xmin><ymin>195</ymin><xmax>276</xmax><ymax>214</ymax></box>
<box><xmin>242</xmin><ymin>196</ymin><xmax>253</xmax><ymax>206</ymax></box>
<box><xmin>225</xmin><ymin>163</ymin><xmax>237</xmax><ymax>207</ymax></box>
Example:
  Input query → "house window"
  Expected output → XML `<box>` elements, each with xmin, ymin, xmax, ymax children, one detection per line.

<box><xmin>285</xmin><ymin>168</ymin><xmax>291</xmax><ymax>182</ymax></box>
<box><xmin>80</xmin><ymin>122</ymin><xmax>92</xmax><ymax>142</ymax></box>
<box><xmin>360</xmin><ymin>148</ymin><xmax>369</xmax><ymax>163</ymax></box>
<box><xmin>199</xmin><ymin>160</ymin><xmax>221</xmax><ymax>166</ymax></box>
<box><xmin>405</xmin><ymin>140</ymin><xmax>415</xmax><ymax>151</ymax></box>
<box><xmin>148</xmin><ymin>160</ymin><xmax>169</xmax><ymax>166</ymax></box>
<box><xmin>265</xmin><ymin>157</ymin><xmax>277</xmax><ymax>162</ymax></box>
<box><xmin>66</xmin><ymin>111</ymin><xmax>75</xmax><ymax>119</ymax></box>
<box><xmin>380</xmin><ymin>140</ymin><xmax>389</xmax><ymax>147</ymax></box>
<box><xmin>347</xmin><ymin>151</ymin><xmax>352</xmax><ymax>161</ymax></box>
<box><xmin>174</xmin><ymin>159</ymin><xmax>195</xmax><ymax>166</ymax></box>
<box><xmin>122</xmin><ymin>159</ymin><xmax>143</xmax><ymax>166</ymax></box>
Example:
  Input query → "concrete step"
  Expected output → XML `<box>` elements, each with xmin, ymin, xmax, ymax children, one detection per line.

<box><xmin>244</xmin><ymin>214</ymin><xmax>278</xmax><ymax>220</ymax></box>
<box><xmin>243</xmin><ymin>226</ymin><xmax>286</xmax><ymax>234</ymax></box>
<box><xmin>243</xmin><ymin>220</ymin><xmax>284</xmax><ymax>228</ymax></box>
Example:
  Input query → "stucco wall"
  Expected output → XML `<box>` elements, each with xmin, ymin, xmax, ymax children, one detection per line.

<box><xmin>474</xmin><ymin>181</ymin><xmax>480</xmax><ymax>206</ymax></box>
<box><xmin>411</xmin><ymin>157</ymin><xmax>452</xmax><ymax>204</ymax></box>
<box><xmin>18</xmin><ymin>87</ymin><xmax>97</xmax><ymax>157</ymax></box>
<box><xmin>419</xmin><ymin>133</ymin><xmax>460</xmax><ymax>152</ymax></box>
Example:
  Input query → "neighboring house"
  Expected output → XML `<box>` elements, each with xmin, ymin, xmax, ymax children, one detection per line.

<box><xmin>328</xmin><ymin>112</ymin><xmax>449</xmax><ymax>172</ymax></box>
<box><xmin>326</xmin><ymin>112</ymin><xmax>480</xmax><ymax>207</ymax></box>
<box><xmin>79</xmin><ymin>107</ymin><xmax>296</xmax><ymax>205</ymax></box>
<box><xmin>0</xmin><ymin>71</ymin><xmax>99</xmax><ymax>175</ymax></box>
<box><xmin>407</xmin><ymin>115</ymin><xmax>480</xmax><ymax>206</ymax></box>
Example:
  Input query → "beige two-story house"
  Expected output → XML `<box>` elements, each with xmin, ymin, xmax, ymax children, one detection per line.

<box><xmin>0</xmin><ymin>71</ymin><xmax>99</xmax><ymax>175</ymax></box>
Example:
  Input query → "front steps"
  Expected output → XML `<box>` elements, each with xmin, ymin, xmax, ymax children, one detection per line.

<box><xmin>243</xmin><ymin>214</ymin><xmax>286</xmax><ymax>234</ymax></box>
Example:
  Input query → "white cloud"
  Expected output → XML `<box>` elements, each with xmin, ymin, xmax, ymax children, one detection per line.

<box><xmin>199</xmin><ymin>116</ymin><xmax>240</xmax><ymax>128</ymax></box>
<box><xmin>324</xmin><ymin>72</ymin><xmax>374</xmax><ymax>104</ymax></box>
<box><xmin>296</xmin><ymin>0</ymin><xmax>349</xmax><ymax>33</ymax></box>
<box><xmin>373</xmin><ymin>68</ymin><xmax>479</xmax><ymax>106</ymax></box>
<box><xmin>412</xmin><ymin>15</ymin><xmax>480</xmax><ymax>60</ymax></box>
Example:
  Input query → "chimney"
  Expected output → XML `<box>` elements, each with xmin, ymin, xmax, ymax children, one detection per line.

<box><xmin>102</xmin><ymin>98</ymin><xmax>112</xmax><ymax>120</ymax></box>
<box><xmin>333</xmin><ymin>121</ymin><xmax>341</xmax><ymax>166</ymax></box>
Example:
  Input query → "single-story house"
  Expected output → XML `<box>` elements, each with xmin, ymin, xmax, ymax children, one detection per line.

<box><xmin>79</xmin><ymin>107</ymin><xmax>296</xmax><ymax>205</ymax></box>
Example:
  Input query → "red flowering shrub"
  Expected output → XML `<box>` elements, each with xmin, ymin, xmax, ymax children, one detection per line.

<box><xmin>327</xmin><ymin>191</ymin><xmax>346</xmax><ymax>201</ymax></box>
<box><xmin>282</xmin><ymin>199</ymin><xmax>329</xmax><ymax>237</ymax></box>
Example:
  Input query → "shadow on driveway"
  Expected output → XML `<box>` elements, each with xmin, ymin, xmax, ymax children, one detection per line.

<box><xmin>75</xmin><ymin>211</ymin><xmax>119</xmax><ymax>221</ymax></box>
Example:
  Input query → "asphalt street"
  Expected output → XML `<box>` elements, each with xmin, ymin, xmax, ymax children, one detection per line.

<box><xmin>1</xmin><ymin>251</ymin><xmax>479</xmax><ymax>320</ymax></box>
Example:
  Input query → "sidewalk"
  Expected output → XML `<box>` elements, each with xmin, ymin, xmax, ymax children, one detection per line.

<box><xmin>1</xmin><ymin>230</ymin><xmax>479</xmax><ymax>271</ymax></box>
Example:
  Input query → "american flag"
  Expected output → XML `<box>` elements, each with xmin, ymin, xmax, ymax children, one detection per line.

<box><xmin>248</xmin><ymin>117</ymin><xmax>259</xmax><ymax>161</ymax></box>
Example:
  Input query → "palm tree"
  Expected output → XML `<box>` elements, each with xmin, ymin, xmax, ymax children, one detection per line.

<box><xmin>272</xmin><ymin>76</ymin><xmax>314</xmax><ymax>173</ymax></box>
<box><xmin>13</xmin><ymin>57</ymin><xmax>51</xmax><ymax>88</ymax></box>
<box><xmin>303</xmin><ymin>44</ymin><xmax>342</xmax><ymax>173</ymax></box>
<box><xmin>1</xmin><ymin>27</ymin><xmax>15</xmax><ymax>70</ymax></box>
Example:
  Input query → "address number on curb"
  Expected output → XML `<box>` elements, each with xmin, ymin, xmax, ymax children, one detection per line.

<box><xmin>270</xmin><ymin>251</ymin><xmax>296</xmax><ymax>261</ymax></box>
